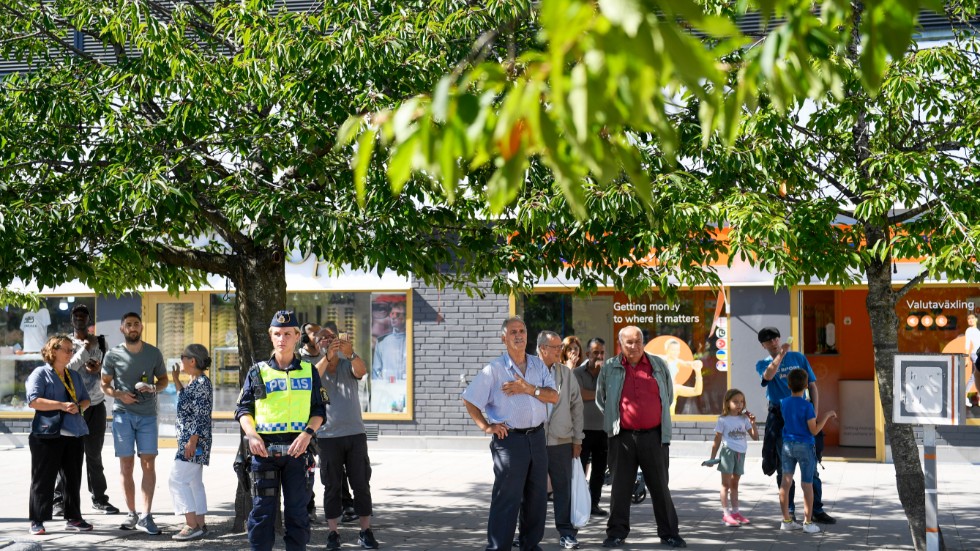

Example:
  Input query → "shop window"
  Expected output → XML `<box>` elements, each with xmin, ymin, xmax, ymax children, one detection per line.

<box><xmin>518</xmin><ymin>294</ymin><xmax>573</xmax><ymax>353</ymax></box>
<box><xmin>0</xmin><ymin>296</ymin><xmax>97</xmax><ymax>411</ymax></box>
<box><xmin>519</xmin><ymin>290</ymin><xmax>728</xmax><ymax>417</ymax></box>
<box><xmin>802</xmin><ymin>291</ymin><xmax>838</xmax><ymax>355</ymax></box>
<box><xmin>287</xmin><ymin>291</ymin><xmax>410</xmax><ymax>417</ymax></box>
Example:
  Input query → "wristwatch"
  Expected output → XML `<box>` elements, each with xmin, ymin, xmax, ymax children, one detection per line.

<box><xmin>534</xmin><ymin>386</ymin><xmax>541</xmax><ymax>397</ymax></box>
<box><xmin>303</xmin><ymin>426</ymin><xmax>316</xmax><ymax>436</ymax></box>
<box><xmin>350</xmin><ymin>352</ymin><xmax>359</xmax><ymax>360</ymax></box>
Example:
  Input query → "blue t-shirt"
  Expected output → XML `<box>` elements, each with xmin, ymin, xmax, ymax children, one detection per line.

<box><xmin>780</xmin><ymin>396</ymin><xmax>815</xmax><ymax>445</ymax></box>
<box><xmin>755</xmin><ymin>351</ymin><xmax>817</xmax><ymax>404</ymax></box>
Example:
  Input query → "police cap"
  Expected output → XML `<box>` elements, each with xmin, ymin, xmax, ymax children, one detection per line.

<box><xmin>270</xmin><ymin>310</ymin><xmax>299</xmax><ymax>328</ymax></box>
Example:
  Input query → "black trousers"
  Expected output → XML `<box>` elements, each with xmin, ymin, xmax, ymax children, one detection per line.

<box><xmin>54</xmin><ymin>402</ymin><xmax>109</xmax><ymax>507</ymax></box>
<box><xmin>318</xmin><ymin>434</ymin><xmax>372</xmax><ymax>519</ymax></box>
<box><xmin>488</xmin><ymin>428</ymin><xmax>547</xmax><ymax>551</ymax></box>
<box><xmin>579</xmin><ymin>429</ymin><xmax>608</xmax><ymax>507</ymax></box>
<box><xmin>607</xmin><ymin>428</ymin><xmax>680</xmax><ymax>541</ymax></box>
<box><xmin>30</xmin><ymin>434</ymin><xmax>84</xmax><ymax>523</ymax></box>
<box><xmin>546</xmin><ymin>443</ymin><xmax>576</xmax><ymax>537</ymax></box>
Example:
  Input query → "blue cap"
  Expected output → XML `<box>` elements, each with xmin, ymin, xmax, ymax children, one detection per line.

<box><xmin>270</xmin><ymin>310</ymin><xmax>299</xmax><ymax>328</ymax></box>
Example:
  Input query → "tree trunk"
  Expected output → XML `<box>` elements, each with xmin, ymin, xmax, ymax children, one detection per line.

<box><xmin>229</xmin><ymin>245</ymin><xmax>287</xmax><ymax>532</ymax></box>
<box><xmin>865</xmin><ymin>227</ymin><xmax>932</xmax><ymax>551</ymax></box>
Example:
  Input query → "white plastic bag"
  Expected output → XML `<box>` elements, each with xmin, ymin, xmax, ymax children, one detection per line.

<box><xmin>571</xmin><ymin>458</ymin><xmax>591</xmax><ymax>528</ymax></box>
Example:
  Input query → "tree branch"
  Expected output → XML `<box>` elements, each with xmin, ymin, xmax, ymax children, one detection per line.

<box><xmin>887</xmin><ymin>198</ymin><xmax>940</xmax><ymax>225</ymax></box>
<box><xmin>154</xmin><ymin>243</ymin><xmax>235</xmax><ymax>278</ymax></box>
<box><xmin>895</xmin><ymin>270</ymin><xmax>929</xmax><ymax>300</ymax></box>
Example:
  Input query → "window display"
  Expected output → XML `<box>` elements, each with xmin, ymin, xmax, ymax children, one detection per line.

<box><xmin>518</xmin><ymin>290</ymin><xmax>728</xmax><ymax>416</ymax></box>
<box><xmin>0</xmin><ymin>297</ymin><xmax>97</xmax><ymax>411</ymax></box>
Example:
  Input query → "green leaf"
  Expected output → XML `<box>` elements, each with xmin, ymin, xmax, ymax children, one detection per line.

<box><xmin>386</xmin><ymin>133</ymin><xmax>418</xmax><ymax>195</ymax></box>
<box><xmin>599</xmin><ymin>0</ymin><xmax>645</xmax><ymax>37</ymax></box>
<box><xmin>432</xmin><ymin>76</ymin><xmax>452</xmax><ymax>123</ymax></box>
<box><xmin>335</xmin><ymin>115</ymin><xmax>364</xmax><ymax>151</ymax></box>
<box><xmin>352</xmin><ymin>128</ymin><xmax>376</xmax><ymax>208</ymax></box>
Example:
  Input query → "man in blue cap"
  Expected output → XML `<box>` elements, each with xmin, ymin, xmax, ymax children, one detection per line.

<box><xmin>236</xmin><ymin>310</ymin><xmax>327</xmax><ymax>551</ymax></box>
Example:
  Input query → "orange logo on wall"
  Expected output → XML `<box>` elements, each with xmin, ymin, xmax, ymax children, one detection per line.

<box><xmin>907</xmin><ymin>315</ymin><xmax>920</xmax><ymax>327</ymax></box>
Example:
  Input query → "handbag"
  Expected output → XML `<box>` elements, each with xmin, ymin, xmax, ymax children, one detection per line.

<box><xmin>31</xmin><ymin>409</ymin><xmax>64</xmax><ymax>438</ymax></box>
<box><xmin>570</xmin><ymin>458</ymin><xmax>591</xmax><ymax>528</ymax></box>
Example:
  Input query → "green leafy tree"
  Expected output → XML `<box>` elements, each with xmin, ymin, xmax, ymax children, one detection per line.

<box><xmin>0</xmin><ymin>0</ymin><xmax>540</xmax><ymax>527</ymax></box>
<box><xmin>351</xmin><ymin>0</ymin><xmax>954</xmax><ymax>216</ymax></box>
<box><xmin>706</xmin><ymin>16</ymin><xmax>980</xmax><ymax>549</ymax></box>
<box><xmin>352</xmin><ymin>1</ymin><xmax>980</xmax><ymax>548</ymax></box>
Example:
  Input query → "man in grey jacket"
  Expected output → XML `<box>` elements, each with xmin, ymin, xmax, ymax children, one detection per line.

<box><xmin>538</xmin><ymin>331</ymin><xmax>584</xmax><ymax>550</ymax></box>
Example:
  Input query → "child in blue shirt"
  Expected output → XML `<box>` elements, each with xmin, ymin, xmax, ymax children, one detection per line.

<box><xmin>779</xmin><ymin>368</ymin><xmax>836</xmax><ymax>534</ymax></box>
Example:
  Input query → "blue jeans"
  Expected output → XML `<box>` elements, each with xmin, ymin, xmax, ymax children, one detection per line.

<box><xmin>780</xmin><ymin>441</ymin><xmax>816</xmax><ymax>484</ymax></box>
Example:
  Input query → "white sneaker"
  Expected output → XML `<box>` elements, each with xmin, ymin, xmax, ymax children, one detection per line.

<box><xmin>780</xmin><ymin>519</ymin><xmax>802</xmax><ymax>531</ymax></box>
<box><xmin>120</xmin><ymin>512</ymin><xmax>139</xmax><ymax>530</ymax></box>
<box><xmin>803</xmin><ymin>522</ymin><xmax>821</xmax><ymax>534</ymax></box>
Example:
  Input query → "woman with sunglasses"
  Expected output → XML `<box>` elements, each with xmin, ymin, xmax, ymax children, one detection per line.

<box><xmin>168</xmin><ymin>344</ymin><xmax>214</xmax><ymax>541</ymax></box>
<box><xmin>26</xmin><ymin>334</ymin><xmax>93</xmax><ymax>535</ymax></box>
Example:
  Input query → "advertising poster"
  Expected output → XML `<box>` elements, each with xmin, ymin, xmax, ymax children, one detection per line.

<box><xmin>612</xmin><ymin>290</ymin><xmax>728</xmax><ymax>415</ymax></box>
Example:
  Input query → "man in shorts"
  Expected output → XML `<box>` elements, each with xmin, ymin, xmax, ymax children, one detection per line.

<box><xmin>101</xmin><ymin>312</ymin><xmax>168</xmax><ymax>535</ymax></box>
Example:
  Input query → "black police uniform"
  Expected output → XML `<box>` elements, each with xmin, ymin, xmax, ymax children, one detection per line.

<box><xmin>235</xmin><ymin>354</ymin><xmax>326</xmax><ymax>551</ymax></box>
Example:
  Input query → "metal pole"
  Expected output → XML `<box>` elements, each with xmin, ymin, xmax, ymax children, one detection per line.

<box><xmin>923</xmin><ymin>424</ymin><xmax>939</xmax><ymax>551</ymax></box>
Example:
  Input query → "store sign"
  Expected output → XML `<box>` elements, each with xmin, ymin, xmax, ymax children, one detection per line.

<box><xmin>893</xmin><ymin>354</ymin><xmax>964</xmax><ymax>425</ymax></box>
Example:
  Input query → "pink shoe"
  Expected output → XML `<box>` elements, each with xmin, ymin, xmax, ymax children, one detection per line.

<box><xmin>722</xmin><ymin>513</ymin><xmax>740</xmax><ymax>526</ymax></box>
<box><xmin>732</xmin><ymin>512</ymin><xmax>751</xmax><ymax>524</ymax></box>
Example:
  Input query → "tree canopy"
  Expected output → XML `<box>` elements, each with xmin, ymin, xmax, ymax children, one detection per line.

<box><xmin>350</xmin><ymin>0</ymin><xmax>978</xmax><ymax>218</ymax></box>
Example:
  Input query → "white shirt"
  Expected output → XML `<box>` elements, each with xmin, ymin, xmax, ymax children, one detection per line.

<box><xmin>20</xmin><ymin>308</ymin><xmax>51</xmax><ymax>352</ymax></box>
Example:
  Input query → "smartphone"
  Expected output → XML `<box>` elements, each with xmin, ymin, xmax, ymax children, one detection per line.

<box><xmin>786</xmin><ymin>336</ymin><xmax>794</xmax><ymax>345</ymax></box>
<box><xmin>338</xmin><ymin>332</ymin><xmax>349</xmax><ymax>342</ymax></box>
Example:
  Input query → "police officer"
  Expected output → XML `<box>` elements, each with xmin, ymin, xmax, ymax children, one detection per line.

<box><xmin>235</xmin><ymin>310</ymin><xmax>327</xmax><ymax>551</ymax></box>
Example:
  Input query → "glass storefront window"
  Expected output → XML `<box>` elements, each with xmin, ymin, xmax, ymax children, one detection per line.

<box><xmin>287</xmin><ymin>291</ymin><xmax>411</xmax><ymax>416</ymax></box>
<box><xmin>801</xmin><ymin>291</ymin><xmax>838</xmax><ymax>354</ymax></box>
<box><xmin>519</xmin><ymin>290</ymin><xmax>728</xmax><ymax>417</ymax></box>
<box><xmin>0</xmin><ymin>296</ymin><xmax>97</xmax><ymax>411</ymax></box>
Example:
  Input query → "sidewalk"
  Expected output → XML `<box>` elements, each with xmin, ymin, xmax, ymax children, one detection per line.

<box><xmin>0</xmin><ymin>436</ymin><xmax>977</xmax><ymax>550</ymax></box>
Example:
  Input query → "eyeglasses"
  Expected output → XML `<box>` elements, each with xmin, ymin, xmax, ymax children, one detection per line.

<box><xmin>180</xmin><ymin>354</ymin><xmax>194</xmax><ymax>360</ymax></box>
<box><xmin>53</xmin><ymin>341</ymin><xmax>73</xmax><ymax>351</ymax></box>
<box><xmin>390</xmin><ymin>312</ymin><xmax>406</xmax><ymax>318</ymax></box>
<box><xmin>541</xmin><ymin>344</ymin><xmax>561</xmax><ymax>350</ymax></box>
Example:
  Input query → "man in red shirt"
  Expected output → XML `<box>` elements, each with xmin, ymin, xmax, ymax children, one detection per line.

<box><xmin>596</xmin><ymin>326</ymin><xmax>686</xmax><ymax>548</ymax></box>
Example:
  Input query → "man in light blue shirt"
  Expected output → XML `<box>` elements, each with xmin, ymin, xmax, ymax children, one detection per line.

<box><xmin>371</xmin><ymin>302</ymin><xmax>407</xmax><ymax>381</ymax></box>
<box><xmin>462</xmin><ymin>316</ymin><xmax>558</xmax><ymax>551</ymax></box>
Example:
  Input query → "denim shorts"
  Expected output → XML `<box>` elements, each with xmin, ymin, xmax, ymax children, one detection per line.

<box><xmin>112</xmin><ymin>411</ymin><xmax>159</xmax><ymax>457</ymax></box>
<box><xmin>780</xmin><ymin>441</ymin><xmax>816</xmax><ymax>483</ymax></box>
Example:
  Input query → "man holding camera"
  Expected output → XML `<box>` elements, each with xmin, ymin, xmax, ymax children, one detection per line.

<box><xmin>312</xmin><ymin>324</ymin><xmax>379</xmax><ymax>550</ymax></box>
<box><xmin>53</xmin><ymin>304</ymin><xmax>120</xmax><ymax>516</ymax></box>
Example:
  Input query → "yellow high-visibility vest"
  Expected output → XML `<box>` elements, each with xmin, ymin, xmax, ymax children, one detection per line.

<box><xmin>255</xmin><ymin>361</ymin><xmax>314</xmax><ymax>434</ymax></box>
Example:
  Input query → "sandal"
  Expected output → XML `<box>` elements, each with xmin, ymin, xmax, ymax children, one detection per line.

<box><xmin>172</xmin><ymin>524</ymin><xmax>204</xmax><ymax>541</ymax></box>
